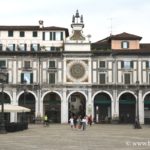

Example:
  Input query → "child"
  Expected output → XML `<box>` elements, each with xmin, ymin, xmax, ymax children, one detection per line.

<box><xmin>69</xmin><ymin>116</ymin><xmax>74</xmax><ymax>129</ymax></box>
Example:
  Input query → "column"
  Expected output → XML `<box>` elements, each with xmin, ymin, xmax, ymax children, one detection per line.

<box><xmin>139</xmin><ymin>90</ymin><xmax>144</xmax><ymax>124</ymax></box>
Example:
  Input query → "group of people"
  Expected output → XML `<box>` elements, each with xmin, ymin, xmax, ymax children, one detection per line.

<box><xmin>69</xmin><ymin>115</ymin><xmax>92</xmax><ymax>131</ymax></box>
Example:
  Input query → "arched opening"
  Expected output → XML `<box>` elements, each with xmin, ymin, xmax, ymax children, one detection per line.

<box><xmin>18</xmin><ymin>92</ymin><xmax>35</xmax><ymax>123</ymax></box>
<box><xmin>43</xmin><ymin>92</ymin><xmax>61</xmax><ymax>123</ymax></box>
<box><xmin>144</xmin><ymin>94</ymin><xmax>150</xmax><ymax>124</ymax></box>
<box><xmin>0</xmin><ymin>92</ymin><xmax>11</xmax><ymax>123</ymax></box>
<box><xmin>94</xmin><ymin>93</ymin><xmax>111</xmax><ymax>123</ymax></box>
<box><xmin>68</xmin><ymin>92</ymin><xmax>86</xmax><ymax>119</ymax></box>
<box><xmin>119</xmin><ymin>93</ymin><xmax>136</xmax><ymax>123</ymax></box>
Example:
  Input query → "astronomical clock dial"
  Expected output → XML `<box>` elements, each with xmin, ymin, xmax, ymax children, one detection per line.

<box><xmin>67</xmin><ymin>60</ymin><xmax>88</xmax><ymax>82</ymax></box>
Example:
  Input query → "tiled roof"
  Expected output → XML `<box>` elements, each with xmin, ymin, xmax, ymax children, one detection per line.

<box><xmin>0</xmin><ymin>26</ymin><xmax>69</xmax><ymax>36</ymax></box>
<box><xmin>110</xmin><ymin>32</ymin><xmax>142</xmax><ymax>40</ymax></box>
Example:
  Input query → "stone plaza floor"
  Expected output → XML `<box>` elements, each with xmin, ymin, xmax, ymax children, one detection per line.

<box><xmin>0</xmin><ymin>124</ymin><xmax>150</xmax><ymax>150</ymax></box>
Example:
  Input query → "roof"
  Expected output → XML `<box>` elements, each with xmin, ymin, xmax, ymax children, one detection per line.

<box><xmin>110</xmin><ymin>32</ymin><xmax>142</xmax><ymax>40</ymax></box>
<box><xmin>0</xmin><ymin>25</ymin><xmax>69</xmax><ymax>37</ymax></box>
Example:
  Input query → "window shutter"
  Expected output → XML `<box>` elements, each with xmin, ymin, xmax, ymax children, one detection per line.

<box><xmin>0</xmin><ymin>44</ymin><xmax>3</xmax><ymax>51</ymax></box>
<box><xmin>53</xmin><ymin>32</ymin><xmax>56</xmax><ymax>40</ymax></box>
<box><xmin>13</xmin><ymin>44</ymin><xmax>15</xmax><ymax>51</ymax></box>
<box><xmin>31</xmin><ymin>44</ymin><xmax>33</xmax><ymax>51</ymax></box>
<box><xmin>21</xmin><ymin>73</ymin><xmax>24</xmax><ymax>83</ymax></box>
<box><xmin>61</xmin><ymin>32</ymin><xmax>63</xmax><ymax>40</ymax></box>
<box><xmin>30</xmin><ymin>73</ymin><xmax>33</xmax><ymax>84</ymax></box>
<box><xmin>127</xmin><ymin>42</ymin><xmax>129</xmax><ymax>48</ymax></box>
<box><xmin>121</xmin><ymin>61</ymin><xmax>124</xmax><ymax>68</ymax></box>
<box><xmin>131</xmin><ymin>61</ymin><xmax>133</xmax><ymax>68</ymax></box>
<box><xmin>49</xmin><ymin>73</ymin><xmax>55</xmax><ymax>84</ymax></box>
<box><xmin>24</xmin><ymin>44</ymin><xmax>27</xmax><ymax>51</ymax></box>
<box><xmin>146</xmin><ymin>61</ymin><xmax>149</xmax><ymax>68</ymax></box>
<box><xmin>124</xmin><ymin>74</ymin><xmax>130</xmax><ymax>84</ymax></box>
<box><xmin>121</xmin><ymin>41</ymin><xmax>123</xmax><ymax>48</ymax></box>
<box><xmin>99</xmin><ymin>74</ymin><xmax>106</xmax><ymax>84</ymax></box>
<box><xmin>0</xmin><ymin>61</ymin><xmax>6</xmax><ymax>68</ymax></box>
<box><xmin>43</xmin><ymin>32</ymin><xmax>45</xmax><ymax>40</ymax></box>
<box><xmin>6</xmin><ymin>73</ymin><xmax>9</xmax><ymax>83</ymax></box>
<box><xmin>37</xmin><ymin>44</ymin><xmax>40</xmax><ymax>51</ymax></box>
<box><xmin>50</xmin><ymin>32</ymin><xmax>52</xmax><ymax>40</ymax></box>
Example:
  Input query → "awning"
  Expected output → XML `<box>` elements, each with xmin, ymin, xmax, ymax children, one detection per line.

<box><xmin>94</xmin><ymin>99</ymin><xmax>111</xmax><ymax>104</ymax></box>
<box><xmin>0</xmin><ymin>104</ymin><xmax>31</xmax><ymax>112</ymax></box>
<box><xmin>119</xmin><ymin>99</ymin><xmax>135</xmax><ymax>104</ymax></box>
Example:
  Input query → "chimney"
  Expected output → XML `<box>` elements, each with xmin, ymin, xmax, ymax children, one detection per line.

<box><xmin>39</xmin><ymin>20</ymin><xmax>44</xmax><ymax>28</ymax></box>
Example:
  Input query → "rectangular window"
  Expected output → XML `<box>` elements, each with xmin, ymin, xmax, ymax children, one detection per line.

<box><xmin>45</xmin><ymin>32</ymin><xmax>49</xmax><ymax>40</ymax></box>
<box><xmin>122</xmin><ymin>61</ymin><xmax>133</xmax><ymax>69</ymax></box>
<box><xmin>61</xmin><ymin>32</ymin><xmax>63</xmax><ymax>40</ymax></box>
<box><xmin>20</xmin><ymin>31</ymin><xmax>25</xmax><ymax>37</ymax></box>
<box><xmin>99</xmin><ymin>73</ymin><xmax>106</xmax><ymax>84</ymax></box>
<box><xmin>56</xmin><ymin>32</ymin><xmax>60</xmax><ymax>40</ymax></box>
<box><xmin>7</xmin><ymin>44</ymin><xmax>15</xmax><ymax>51</ymax></box>
<box><xmin>18</xmin><ymin>43</ymin><xmax>26</xmax><ymax>51</ymax></box>
<box><xmin>0</xmin><ymin>44</ymin><xmax>3</xmax><ymax>51</ymax></box>
<box><xmin>33</xmin><ymin>31</ymin><xmax>37</xmax><ymax>37</ymax></box>
<box><xmin>0</xmin><ymin>60</ymin><xmax>6</xmax><ymax>68</ymax></box>
<box><xmin>49</xmin><ymin>73</ymin><xmax>55</xmax><ymax>84</ymax></box>
<box><xmin>49</xmin><ymin>61</ymin><xmax>55</xmax><ymax>68</ymax></box>
<box><xmin>8</xmin><ymin>30</ymin><xmax>13</xmax><ymax>37</ymax></box>
<box><xmin>124</xmin><ymin>73</ymin><xmax>130</xmax><ymax>84</ymax></box>
<box><xmin>99</xmin><ymin>61</ymin><xmax>106</xmax><ymax>68</ymax></box>
<box><xmin>31</xmin><ymin>44</ymin><xmax>39</xmax><ymax>51</ymax></box>
<box><xmin>50</xmin><ymin>32</ymin><xmax>53</xmax><ymax>40</ymax></box>
<box><xmin>21</xmin><ymin>72</ymin><xmax>33</xmax><ymax>84</ymax></box>
<box><xmin>53</xmin><ymin>32</ymin><xmax>56</xmax><ymax>40</ymax></box>
<box><xmin>42</xmin><ymin>32</ymin><xmax>45</xmax><ymax>40</ymax></box>
<box><xmin>121</xmin><ymin>41</ymin><xmax>129</xmax><ymax>49</ymax></box>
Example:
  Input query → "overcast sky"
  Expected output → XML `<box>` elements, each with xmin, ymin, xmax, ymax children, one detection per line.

<box><xmin>0</xmin><ymin>0</ymin><xmax>150</xmax><ymax>43</ymax></box>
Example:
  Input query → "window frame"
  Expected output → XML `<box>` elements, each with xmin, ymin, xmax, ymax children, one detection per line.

<box><xmin>121</xmin><ymin>41</ymin><xmax>129</xmax><ymax>49</ymax></box>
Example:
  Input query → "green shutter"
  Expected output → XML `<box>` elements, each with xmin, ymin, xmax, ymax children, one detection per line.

<box><xmin>121</xmin><ymin>41</ymin><xmax>123</xmax><ymax>48</ymax></box>
<box><xmin>43</xmin><ymin>32</ymin><xmax>45</xmax><ymax>40</ymax></box>
<box><xmin>31</xmin><ymin>44</ymin><xmax>33</xmax><ymax>51</ymax></box>
<box><xmin>131</xmin><ymin>61</ymin><xmax>133</xmax><ymax>68</ymax></box>
<box><xmin>146</xmin><ymin>61</ymin><xmax>149</xmax><ymax>68</ymax></box>
<box><xmin>61</xmin><ymin>32</ymin><xmax>63</xmax><ymax>40</ymax></box>
<box><xmin>127</xmin><ymin>41</ymin><xmax>129</xmax><ymax>48</ymax></box>
<box><xmin>0</xmin><ymin>61</ymin><xmax>6</xmax><ymax>68</ymax></box>
<box><xmin>121</xmin><ymin>61</ymin><xmax>124</xmax><ymax>68</ymax></box>
<box><xmin>30</xmin><ymin>73</ymin><xmax>33</xmax><ymax>83</ymax></box>
<box><xmin>13</xmin><ymin>44</ymin><xmax>15</xmax><ymax>51</ymax></box>
<box><xmin>6</xmin><ymin>73</ymin><xmax>9</xmax><ymax>83</ymax></box>
<box><xmin>21</xmin><ymin>73</ymin><xmax>24</xmax><ymax>83</ymax></box>
<box><xmin>53</xmin><ymin>32</ymin><xmax>56</xmax><ymax>40</ymax></box>
<box><xmin>49</xmin><ymin>73</ymin><xmax>55</xmax><ymax>84</ymax></box>
<box><xmin>24</xmin><ymin>44</ymin><xmax>27</xmax><ymax>51</ymax></box>
<box><xmin>50</xmin><ymin>32</ymin><xmax>52</xmax><ymax>40</ymax></box>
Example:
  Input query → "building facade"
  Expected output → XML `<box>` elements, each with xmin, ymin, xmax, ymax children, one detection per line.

<box><xmin>0</xmin><ymin>10</ymin><xmax>150</xmax><ymax>124</ymax></box>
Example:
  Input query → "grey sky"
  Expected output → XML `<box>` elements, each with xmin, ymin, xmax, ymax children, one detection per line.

<box><xmin>0</xmin><ymin>0</ymin><xmax>150</xmax><ymax>42</ymax></box>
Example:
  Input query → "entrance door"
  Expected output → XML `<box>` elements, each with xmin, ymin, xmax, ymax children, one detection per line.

<box><xmin>144</xmin><ymin>94</ymin><xmax>150</xmax><ymax>124</ymax></box>
<box><xmin>68</xmin><ymin>92</ymin><xmax>86</xmax><ymax>119</ymax></box>
<box><xmin>94</xmin><ymin>93</ymin><xmax>111</xmax><ymax>123</ymax></box>
<box><xmin>119</xmin><ymin>93</ymin><xmax>136</xmax><ymax>123</ymax></box>
<box><xmin>43</xmin><ymin>92</ymin><xmax>61</xmax><ymax>123</ymax></box>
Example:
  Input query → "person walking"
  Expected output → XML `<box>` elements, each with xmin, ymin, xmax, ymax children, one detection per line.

<box><xmin>88</xmin><ymin>115</ymin><xmax>92</xmax><ymax>126</ymax></box>
<box><xmin>77</xmin><ymin>116</ymin><xmax>82</xmax><ymax>129</ymax></box>
<box><xmin>44</xmin><ymin>115</ymin><xmax>49</xmax><ymax>126</ymax></box>
<box><xmin>69</xmin><ymin>116</ymin><xmax>74</xmax><ymax>129</ymax></box>
<box><xmin>82</xmin><ymin>116</ymin><xmax>87</xmax><ymax>131</ymax></box>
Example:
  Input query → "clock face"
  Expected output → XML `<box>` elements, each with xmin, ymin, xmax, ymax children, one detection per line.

<box><xmin>70</xmin><ymin>63</ymin><xmax>85</xmax><ymax>79</ymax></box>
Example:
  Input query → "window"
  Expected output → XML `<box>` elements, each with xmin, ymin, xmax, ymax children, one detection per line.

<box><xmin>0</xmin><ymin>44</ymin><xmax>3</xmax><ymax>51</ymax></box>
<box><xmin>6</xmin><ymin>44</ymin><xmax>15</xmax><ymax>51</ymax></box>
<box><xmin>146</xmin><ymin>61</ymin><xmax>150</xmax><ymax>68</ymax></box>
<box><xmin>20</xmin><ymin>31</ymin><xmax>25</xmax><ymax>37</ymax></box>
<box><xmin>61</xmin><ymin>32</ymin><xmax>63</xmax><ymax>40</ymax></box>
<box><xmin>31</xmin><ymin>44</ymin><xmax>39</xmax><ymax>51</ymax></box>
<box><xmin>99</xmin><ymin>73</ymin><xmax>106</xmax><ymax>84</ymax></box>
<box><xmin>49</xmin><ymin>61</ymin><xmax>55</xmax><ymax>68</ymax></box>
<box><xmin>21</xmin><ymin>72</ymin><xmax>33</xmax><ymax>84</ymax></box>
<box><xmin>49</xmin><ymin>73</ymin><xmax>55</xmax><ymax>84</ymax></box>
<box><xmin>99</xmin><ymin>61</ymin><xmax>106</xmax><ymax>68</ymax></box>
<box><xmin>18</xmin><ymin>43</ymin><xmax>26</xmax><ymax>51</ymax></box>
<box><xmin>8</xmin><ymin>30</ymin><xmax>13</xmax><ymax>37</ymax></box>
<box><xmin>24</xmin><ymin>61</ymin><xmax>31</xmax><ymax>68</ymax></box>
<box><xmin>0</xmin><ymin>60</ymin><xmax>6</xmax><ymax>68</ymax></box>
<box><xmin>124</xmin><ymin>73</ymin><xmax>130</xmax><ymax>84</ymax></box>
<box><xmin>121</xmin><ymin>41</ymin><xmax>129</xmax><ymax>49</ymax></box>
<box><xmin>33</xmin><ymin>31</ymin><xmax>37</xmax><ymax>37</ymax></box>
<box><xmin>121</xmin><ymin>61</ymin><xmax>133</xmax><ymax>69</ymax></box>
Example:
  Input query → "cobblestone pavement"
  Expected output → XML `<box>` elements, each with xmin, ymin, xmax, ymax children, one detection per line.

<box><xmin>0</xmin><ymin>124</ymin><xmax>150</xmax><ymax>150</ymax></box>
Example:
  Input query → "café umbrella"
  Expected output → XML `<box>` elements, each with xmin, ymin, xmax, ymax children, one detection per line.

<box><xmin>0</xmin><ymin>104</ymin><xmax>31</xmax><ymax>112</ymax></box>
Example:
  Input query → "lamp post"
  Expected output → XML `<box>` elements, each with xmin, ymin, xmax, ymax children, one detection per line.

<box><xmin>0</xmin><ymin>67</ymin><xmax>7</xmax><ymax>134</ymax></box>
<box><xmin>22</xmin><ymin>80</ymin><xmax>27</xmax><ymax>123</ymax></box>
<box><xmin>134</xmin><ymin>81</ymin><xmax>142</xmax><ymax>129</ymax></box>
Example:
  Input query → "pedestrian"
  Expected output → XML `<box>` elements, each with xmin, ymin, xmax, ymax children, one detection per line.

<box><xmin>73</xmin><ymin>115</ymin><xmax>77</xmax><ymax>128</ymax></box>
<box><xmin>69</xmin><ymin>116</ymin><xmax>74</xmax><ymax>129</ymax></box>
<box><xmin>82</xmin><ymin>116</ymin><xmax>87</xmax><ymax>131</ymax></box>
<box><xmin>77</xmin><ymin>115</ymin><xmax>82</xmax><ymax>129</ymax></box>
<box><xmin>44</xmin><ymin>114</ymin><xmax>49</xmax><ymax>126</ymax></box>
<box><xmin>88</xmin><ymin>115</ymin><xmax>92</xmax><ymax>126</ymax></box>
